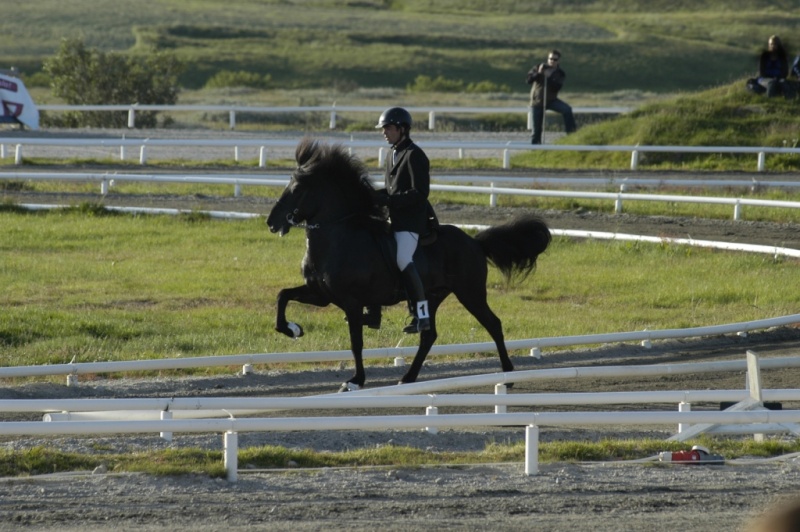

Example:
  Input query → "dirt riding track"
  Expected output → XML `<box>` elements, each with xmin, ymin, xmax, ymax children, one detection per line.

<box><xmin>2</xmin><ymin>133</ymin><xmax>800</xmax><ymax>530</ymax></box>
<box><xmin>2</xmin><ymin>327</ymin><xmax>800</xmax><ymax>532</ymax></box>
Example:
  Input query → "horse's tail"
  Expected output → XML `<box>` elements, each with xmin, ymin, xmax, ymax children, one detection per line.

<box><xmin>474</xmin><ymin>215</ymin><xmax>551</xmax><ymax>282</ymax></box>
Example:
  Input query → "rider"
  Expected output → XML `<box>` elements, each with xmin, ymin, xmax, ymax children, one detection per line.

<box><xmin>364</xmin><ymin>107</ymin><xmax>432</xmax><ymax>334</ymax></box>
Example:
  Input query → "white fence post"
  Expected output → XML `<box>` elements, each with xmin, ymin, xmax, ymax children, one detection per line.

<box><xmin>525</xmin><ymin>425</ymin><xmax>539</xmax><ymax>476</ymax></box>
<box><xmin>502</xmin><ymin>149</ymin><xmax>510</xmax><ymax>169</ymax></box>
<box><xmin>229</xmin><ymin>111</ymin><xmax>236</xmax><ymax>130</ymax></box>
<box><xmin>495</xmin><ymin>383</ymin><xmax>507</xmax><ymax>414</ymax></box>
<box><xmin>428</xmin><ymin>111</ymin><xmax>436</xmax><ymax>130</ymax></box>
<box><xmin>127</xmin><ymin>108</ymin><xmax>135</xmax><ymax>128</ymax></box>
<box><xmin>139</xmin><ymin>146</ymin><xmax>147</xmax><ymax>165</ymax></box>
<box><xmin>329</xmin><ymin>111</ymin><xmax>336</xmax><ymax>130</ymax></box>
<box><xmin>757</xmin><ymin>151</ymin><xmax>766</xmax><ymax>172</ymax></box>
<box><xmin>746</xmin><ymin>350</ymin><xmax>766</xmax><ymax>442</ymax></box>
<box><xmin>678</xmin><ymin>401</ymin><xmax>691</xmax><ymax>433</ymax></box>
<box><xmin>14</xmin><ymin>144</ymin><xmax>22</xmax><ymax>165</ymax></box>
<box><xmin>378</xmin><ymin>147</ymin><xmax>386</xmax><ymax>168</ymax></box>
<box><xmin>160</xmin><ymin>411</ymin><xmax>173</xmax><ymax>442</ymax></box>
<box><xmin>425</xmin><ymin>406</ymin><xmax>438</xmax><ymax>434</ymax></box>
<box><xmin>259</xmin><ymin>147</ymin><xmax>267</xmax><ymax>168</ymax></box>
<box><xmin>631</xmin><ymin>150</ymin><xmax>639</xmax><ymax>170</ymax></box>
<box><xmin>224</xmin><ymin>431</ymin><xmax>239</xmax><ymax>483</ymax></box>
<box><xmin>734</xmin><ymin>199</ymin><xmax>742</xmax><ymax>220</ymax></box>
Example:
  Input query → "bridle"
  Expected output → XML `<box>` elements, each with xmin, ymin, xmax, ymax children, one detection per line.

<box><xmin>286</xmin><ymin>208</ymin><xmax>320</xmax><ymax>230</ymax></box>
<box><xmin>279</xmin><ymin>184</ymin><xmax>319</xmax><ymax>230</ymax></box>
<box><xmin>287</xmin><ymin>210</ymin><xmax>358</xmax><ymax>231</ymax></box>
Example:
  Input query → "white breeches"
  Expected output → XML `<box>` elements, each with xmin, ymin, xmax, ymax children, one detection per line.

<box><xmin>394</xmin><ymin>231</ymin><xmax>419</xmax><ymax>271</ymax></box>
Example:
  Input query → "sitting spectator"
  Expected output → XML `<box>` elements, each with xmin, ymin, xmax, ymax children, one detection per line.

<box><xmin>746</xmin><ymin>35</ymin><xmax>792</xmax><ymax>98</ymax></box>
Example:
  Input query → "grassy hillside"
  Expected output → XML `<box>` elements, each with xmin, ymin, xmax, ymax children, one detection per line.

<box><xmin>3</xmin><ymin>0</ymin><xmax>800</xmax><ymax>96</ymax></box>
<box><xmin>514</xmin><ymin>80</ymin><xmax>800</xmax><ymax>170</ymax></box>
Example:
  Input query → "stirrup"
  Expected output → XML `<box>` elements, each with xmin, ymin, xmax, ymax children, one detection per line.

<box><xmin>403</xmin><ymin>317</ymin><xmax>419</xmax><ymax>334</ymax></box>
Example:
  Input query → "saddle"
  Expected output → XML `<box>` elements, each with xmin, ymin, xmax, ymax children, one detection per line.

<box><xmin>419</xmin><ymin>201</ymin><xmax>440</xmax><ymax>246</ymax></box>
<box><xmin>375</xmin><ymin>205</ymin><xmax>439</xmax><ymax>269</ymax></box>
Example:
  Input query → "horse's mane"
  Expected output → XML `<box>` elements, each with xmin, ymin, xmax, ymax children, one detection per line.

<box><xmin>294</xmin><ymin>138</ymin><xmax>387</xmax><ymax>226</ymax></box>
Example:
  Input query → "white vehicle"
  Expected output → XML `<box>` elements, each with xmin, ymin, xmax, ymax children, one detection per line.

<box><xmin>0</xmin><ymin>70</ymin><xmax>39</xmax><ymax>129</ymax></box>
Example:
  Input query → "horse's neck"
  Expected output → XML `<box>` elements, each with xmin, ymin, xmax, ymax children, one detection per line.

<box><xmin>304</xmin><ymin>225</ymin><xmax>346</xmax><ymax>258</ymax></box>
<box><xmin>303</xmin><ymin>222</ymin><xmax>380</xmax><ymax>266</ymax></box>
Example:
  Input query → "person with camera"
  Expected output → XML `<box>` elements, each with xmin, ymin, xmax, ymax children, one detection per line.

<box><xmin>526</xmin><ymin>49</ymin><xmax>576</xmax><ymax>144</ymax></box>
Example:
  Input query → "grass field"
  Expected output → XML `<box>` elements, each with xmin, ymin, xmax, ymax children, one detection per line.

<box><xmin>2</xmin><ymin>207</ymin><xmax>797</xmax><ymax>373</ymax></box>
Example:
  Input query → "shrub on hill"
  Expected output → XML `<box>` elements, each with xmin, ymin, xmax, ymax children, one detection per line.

<box><xmin>43</xmin><ymin>38</ymin><xmax>184</xmax><ymax>128</ymax></box>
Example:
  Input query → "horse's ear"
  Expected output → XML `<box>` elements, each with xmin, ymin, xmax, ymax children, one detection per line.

<box><xmin>295</xmin><ymin>137</ymin><xmax>319</xmax><ymax>168</ymax></box>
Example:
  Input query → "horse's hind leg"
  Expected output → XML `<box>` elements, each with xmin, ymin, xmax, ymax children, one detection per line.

<box><xmin>340</xmin><ymin>307</ymin><xmax>367</xmax><ymax>391</ymax></box>
<box><xmin>455</xmin><ymin>290</ymin><xmax>514</xmax><ymax>374</ymax></box>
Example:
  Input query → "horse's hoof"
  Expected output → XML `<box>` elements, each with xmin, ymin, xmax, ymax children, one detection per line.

<box><xmin>286</xmin><ymin>322</ymin><xmax>303</xmax><ymax>338</ymax></box>
<box><xmin>339</xmin><ymin>382</ymin><xmax>360</xmax><ymax>393</ymax></box>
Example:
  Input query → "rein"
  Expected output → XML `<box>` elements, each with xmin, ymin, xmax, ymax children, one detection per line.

<box><xmin>287</xmin><ymin>210</ymin><xmax>359</xmax><ymax>231</ymax></box>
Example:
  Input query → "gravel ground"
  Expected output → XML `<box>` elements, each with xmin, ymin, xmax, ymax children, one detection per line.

<box><xmin>2</xmin><ymin>129</ymin><xmax>800</xmax><ymax>531</ymax></box>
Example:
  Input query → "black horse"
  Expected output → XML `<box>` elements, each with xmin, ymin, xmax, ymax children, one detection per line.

<box><xmin>266</xmin><ymin>138</ymin><xmax>551</xmax><ymax>391</ymax></box>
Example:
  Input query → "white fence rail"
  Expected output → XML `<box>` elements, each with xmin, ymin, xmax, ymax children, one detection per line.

<box><xmin>1</xmin><ymin>304</ymin><xmax>797</xmax><ymax>481</ymax></box>
<box><xmin>4</xmin><ymin>170</ymin><xmax>800</xmax><ymax>220</ymax></box>
<box><xmin>2</xmin><ymin>347</ymin><xmax>799</xmax><ymax>480</ymax></box>
<box><xmin>7</xmin><ymin>169</ymin><xmax>800</xmax><ymax>193</ymax></box>
<box><xmin>0</xmin><ymin>388</ymin><xmax>792</xmax><ymax>419</ymax></box>
<box><xmin>4</xmin><ymin>407</ymin><xmax>800</xmax><ymax>481</ymax></box>
<box><xmin>1</xmin><ymin>313</ymin><xmax>797</xmax><ymax>381</ymax></box>
<box><xmin>37</xmin><ymin>104</ymin><xmax>630</xmax><ymax>131</ymax></box>
<box><xmin>440</xmin><ymin>183</ymin><xmax>800</xmax><ymax>220</ymax></box>
<box><xmin>2</xmin><ymin>136</ymin><xmax>799</xmax><ymax>171</ymax></box>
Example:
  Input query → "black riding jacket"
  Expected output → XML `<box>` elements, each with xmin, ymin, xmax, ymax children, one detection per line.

<box><xmin>381</xmin><ymin>137</ymin><xmax>430</xmax><ymax>234</ymax></box>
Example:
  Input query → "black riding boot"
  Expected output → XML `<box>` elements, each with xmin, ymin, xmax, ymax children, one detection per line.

<box><xmin>362</xmin><ymin>305</ymin><xmax>382</xmax><ymax>330</ymax></box>
<box><xmin>402</xmin><ymin>302</ymin><xmax>419</xmax><ymax>334</ymax></box>
<box><xmin>400</xmin><ymin>263</ymin><xmax>430</xmax><ymax>333</ymax></box>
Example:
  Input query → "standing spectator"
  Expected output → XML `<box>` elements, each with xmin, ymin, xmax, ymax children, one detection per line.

<box><xmin>746</xmin><ymin>35</ymin><xmax>791</xmax><ymax>98</ymax></box>
<box><xmin>527</xmin><ymin>49</ymin><xmax>576</xmax><ymax>144</ymax></box>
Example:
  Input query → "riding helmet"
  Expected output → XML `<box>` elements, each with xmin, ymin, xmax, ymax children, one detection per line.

<box><xmin>375</xmin><ymin>107</ymin><xmax>412</xmax><ymax>129</ymax></box>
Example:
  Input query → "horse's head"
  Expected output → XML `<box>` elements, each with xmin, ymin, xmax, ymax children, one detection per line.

<box><xmin>266</xmin><ymin>174</ymin><xmax>307</xmax><ymax>236</ymax></box>
<box><xmin>267</xmin><ymin>138</ymin><xmax>383</xmax><ymax>236</ymax></box>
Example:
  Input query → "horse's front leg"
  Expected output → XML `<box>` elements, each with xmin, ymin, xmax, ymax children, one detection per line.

<box><xmin>275</xmin><ymin>284</ymin><xmax>331</xmax><ymax>338</ymax></box>
<box><xmin>339</xmin><ymin>307</ymin><xmax>367</xmax><ymax>392</ymax></box>
<box><xmin>400</xmin><ymin>313</ymin><xmax>439</xmax><ymax>384</ymax></box>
